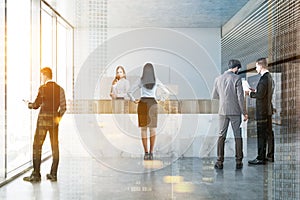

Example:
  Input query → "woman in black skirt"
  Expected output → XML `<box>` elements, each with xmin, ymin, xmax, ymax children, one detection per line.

<box><xmin>128</xmin><ymin>63</ymin><xmax>169</xmax><ymax>160</ymax></box>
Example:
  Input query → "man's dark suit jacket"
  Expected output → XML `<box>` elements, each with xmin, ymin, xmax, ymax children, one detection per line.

<box><xmin>29</xmin><ymin>81</ymin><xmax>66</xmax><ymax>126</ymax></box>
<box><xmin>250</xmin><ymin>72</ymin><xmax>273</xmax><ymax>120</ymax></box>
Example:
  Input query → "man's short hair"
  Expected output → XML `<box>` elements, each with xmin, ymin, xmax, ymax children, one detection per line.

<box><xmin>228</xmin><ymin>59</ymin><xmax>241</xmax><ymax>69</ymax></box>
<box><xmin>256</xmin><ymin>58</ymin><xmax>268</xmax><ymax>68</ymax></box>
<box><xmin>40</xmin><ymin>67</ymin><xmax>52</xmax><ymax>79</ymax></box>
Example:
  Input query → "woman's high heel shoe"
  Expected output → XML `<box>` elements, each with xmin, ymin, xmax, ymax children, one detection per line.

<box><xmin>149</xmin><ymin>153</ymin><xmax>153</xmax><ymax>160</ymax></box>
<box><xmin>144</xmin><ymin>152</ymin><xmax>149</xmax><ymax>160</ymax></box>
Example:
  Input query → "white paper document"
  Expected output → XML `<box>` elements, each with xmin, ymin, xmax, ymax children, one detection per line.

<box><xmin>240</xmin><ymin>115</ymin><xmax>248</xmax><ymax>128</ymax></box>
<box><xmin>242</xmin><ymin>80</ymin><xmax>251</xmax><ymax>92</ymax></box>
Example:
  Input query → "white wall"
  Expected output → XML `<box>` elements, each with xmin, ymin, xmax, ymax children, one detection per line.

<box><xmin>93</xmin><ymin>28</ymin><xmax>221</xmax><ymax>100</ymax></box>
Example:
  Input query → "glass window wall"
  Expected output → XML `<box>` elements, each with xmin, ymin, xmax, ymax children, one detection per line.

<box><xmin>41</xmin><ymin>4</ymin><xmax>55</xmax><ymax>78</ymax></box>
<box><xmin>57</xmin><ymin>19</ymin><xmax>73</xmax><ymax>100</ymax></box>
<box><xmin>6</xmin><ymin>0</ymin><xmax>32</xmax><ymax>174</ymax></box>
<box><xmin>0</xmin><ymin>0</ymin><xmax>5</xmax><ymax>179</ymax></box>
<box><xmin>0</xmin><ymin>0</ymin><xmax>73</xmax><ymax>182</ymax></box>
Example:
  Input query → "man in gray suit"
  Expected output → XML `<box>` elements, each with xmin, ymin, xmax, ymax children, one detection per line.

<box><xmin>212</xmin><ymin>59</ymin><xmax>248</xmax><ymax>169</ymax></box>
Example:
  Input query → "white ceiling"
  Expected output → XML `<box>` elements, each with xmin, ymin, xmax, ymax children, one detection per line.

<box><xmin>108</xmin><ymin>0</ymin><xmax>250</xmax><ymax>28</ymax></box>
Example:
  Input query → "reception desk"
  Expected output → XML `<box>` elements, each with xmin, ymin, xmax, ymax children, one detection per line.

<box><xmin>68</xmin><ymin>99</ymin><xmax>220</xmax><ymax>114</ymax></box>
<box><xmin>70</xmin><ymin>99</ymin><xmax>247</xmax><ymax>159</ymax></box>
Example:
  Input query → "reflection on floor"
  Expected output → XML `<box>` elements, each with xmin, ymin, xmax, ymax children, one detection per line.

<box><xmin>0</xmin><ymin>113</ymin><xmax>299</xmax><ymax>200</ymax></box>
<box><xmin>0</xmin><ymin>136</ymin><xmax>299</xmax><ymax>200</ymax></box>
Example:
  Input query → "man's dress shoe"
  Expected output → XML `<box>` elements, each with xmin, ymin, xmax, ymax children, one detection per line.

<box><xmin>214</xmin><ymin>162</ymin><xmax>223</xmax><ymax>169</ymax></box>
<box><xmin>236</xmin><ymin>163</ymin><xmax>243</xmax><ymax>169</ymax></box>
<box><xmin>23</xmin><ymin>174</ymin><xmax>41</xmax><ymax>182</ymax></box>
<box><xmin>46</xmin><ymin>174</ymin><xmax>57</xmax><ymax>182</ymax></box>
<box><xmin>248</xmin><ymin>158</ymin><xmax>265</xmax><ymax>165</ymax></box>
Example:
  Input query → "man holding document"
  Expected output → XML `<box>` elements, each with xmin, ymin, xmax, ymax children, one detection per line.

<box><xmin>23</xmin><ymin>67</ymin><xmax>66</xmax><ymax>182</ymax></box>
<box><xmin>247</xmin><ymin>58</ymin><xmax>274</xmax><ymax>165</ymax></box>
<box><xmin>212</xmin><ymin>59</ymin><xmax>248</xmax><ymax>170</ymax></box>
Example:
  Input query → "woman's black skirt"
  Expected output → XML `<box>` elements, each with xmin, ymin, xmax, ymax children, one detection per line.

<box><xmin>137</xmin><ymin>97</ymin><xmax>158</xmax><ymax>127</ymax></box>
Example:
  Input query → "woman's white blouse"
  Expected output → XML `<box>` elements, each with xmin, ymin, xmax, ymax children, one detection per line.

<box><xmin>112</xmin><ymin>78</ymin><xmax>130</xmax><ymax>98</ymax></box>
<box><xmin>127</xmin><ymin>79</ymin><xmax>169</xmax><ymax>101</ymax></box>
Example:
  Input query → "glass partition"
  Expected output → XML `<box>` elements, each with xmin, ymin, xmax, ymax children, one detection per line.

<box><xmin>39</xmin><ymin>1</ymin><xmax>74</xmax><ymax>160</ymax></box>
<box><xmin>0</xmin><ymin>0</ymin><xmax>5</xmax><ymax>179</ymax></box>
<box><xmin>6</xmin><ymin>0</ymin><xmax>32</xmax><ymax>173</ymax></box>
<box><xmin>41</xmin><ymin>5</ymin><xmax>55</xmax><ymax>78</ymax></box>
<box><xmin>57</xmin><ymin>21</ymin><xmax>67</xmax><ymax>90</ymax></box>
<box><xmin>43</xmin><ymin>2</ymin><xmax>73</xmax><ymax>100</ymax></box>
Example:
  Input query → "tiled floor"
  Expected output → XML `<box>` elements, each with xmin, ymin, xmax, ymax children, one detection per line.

<box><xmin>0</xmin><ymin>117</ymin><xmax>299</xmax><ymax>199</ymax></box>
<box><xmin>0</xmin><ymin>137</ymin><xmax>297</xmax><ymax>200</ymax></box>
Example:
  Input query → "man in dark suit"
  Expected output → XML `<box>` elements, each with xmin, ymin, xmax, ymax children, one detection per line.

<box><xmin>212</xmin><ymin>59</ymin><xmax>248</xmax><ymax>170</ymax></box>
<box><xmin>248</xmin><ymin>58</ymin><xmax>274</xmax><ymax>165</ymax></box>
<box><xmin>23</xmin><ymin>67</ymin><xmax>66</xmax><ymax>182</ymax></box>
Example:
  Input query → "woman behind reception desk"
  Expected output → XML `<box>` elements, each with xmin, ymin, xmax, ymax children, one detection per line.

<box><xmin>110</xmin><ymin>66</ymin><xmax>130</xmax><ymax>113</ymax></box>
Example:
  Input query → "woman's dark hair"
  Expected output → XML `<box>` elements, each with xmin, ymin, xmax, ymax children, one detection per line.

<box><xmin>141</xmin><ymin>63</ymin><xmax>156</xmax><ymax>89</ymax></box>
